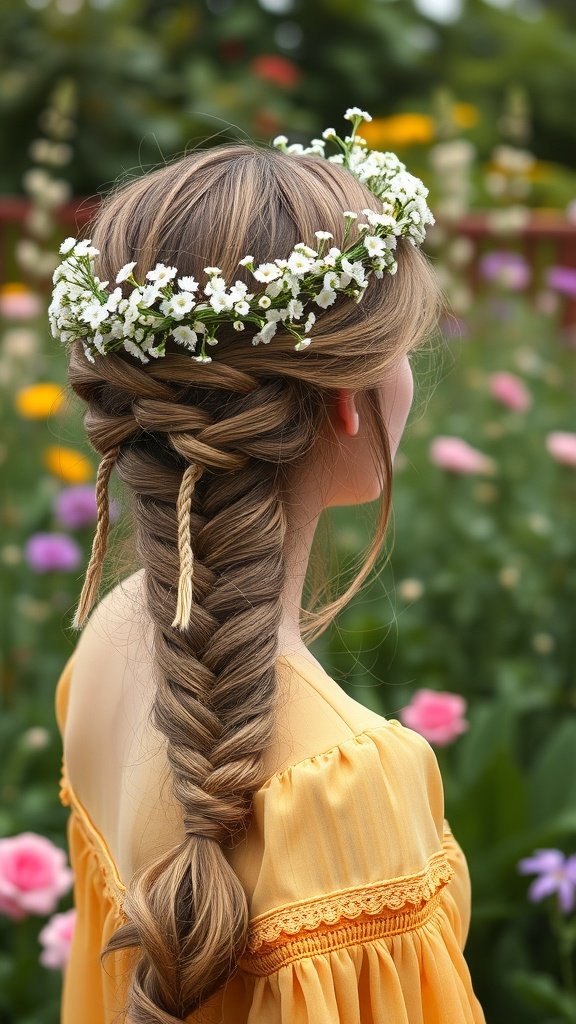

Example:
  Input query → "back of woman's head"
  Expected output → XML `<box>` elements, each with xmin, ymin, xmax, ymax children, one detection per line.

<box><xmin>65</xmin><ymin>141</ymin><xmax>441</xmax><ymax>1020</ymax></box>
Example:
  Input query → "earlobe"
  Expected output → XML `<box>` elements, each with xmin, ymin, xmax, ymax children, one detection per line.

<box><xmin>336</xmin><ymin>389</ymin><xmax>360</xmax><ymax>437</ymax></box>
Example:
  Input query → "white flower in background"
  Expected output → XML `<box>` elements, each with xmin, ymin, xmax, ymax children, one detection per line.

<box><xmin>233</xmin><ymin>320</ymin><xmax>245</xmax><ymax>331</ymax></box>
<box><xmin>59</xmin><ymin>237</ymin><xmax>76</xmax><ymax>255</ymax></box>
<box><xmin>234</xmin><ymin>300</ymin><xmax>250</xmax><ymax>316</ymax></box>
<box><xmin>238</xmin><ymin>255</ymin><xmax>254</xmax><ymax>267</ymax></box>
<box><xmin>258</xmin><ymin>295</ymin><xmax>272</xmax><ymax>309</ymax></box>
<box><xmin>315</xmin><ymin>231</ymin><xmax>333</xmax><ymax>241</ymax></box>
<box><xmin>344</xmin><ymin>107</ymin><xmax>372</xmax><ymax>122</ymax></box>
<box><xmin>304</xmin><ymin>312</ymin><xmax>316</xmax><ymax>333</ymax></box>
<box><xmin>204</xmin><ymin>266</ymin><xmax>222</xmax><ymax>276</ymax></box>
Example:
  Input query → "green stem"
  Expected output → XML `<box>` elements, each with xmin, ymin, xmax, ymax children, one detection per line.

<box><xmin>549</xmin><ymin>901</ymin><xmax>576</xmax><ymax>994</ymax></box>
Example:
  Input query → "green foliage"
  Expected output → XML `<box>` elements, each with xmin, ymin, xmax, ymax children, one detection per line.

<box><xmin>0</xmin><ymin>0</ymin><xmax>576</xmax><ymax>194</ymax></box>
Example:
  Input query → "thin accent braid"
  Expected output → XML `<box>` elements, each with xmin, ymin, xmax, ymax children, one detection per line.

<box><xmin>72</xmin><ymin>445</ymin><xmax>120</xmax><ymax>630</ymax></box>
<box><xmin>172</xmin><ymin>462</ymin><xmax>205</xmax><ymax>632</ymax></box>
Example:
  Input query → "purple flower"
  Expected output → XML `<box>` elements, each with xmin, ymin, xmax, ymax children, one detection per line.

<box><xmin>518</xmin><ymin>848</ymin><xmax>576</xmax><ymax>913</ymax></box>
<box><xmin>53</xmin><ymin>485</ymin><xmax>120</xmax><ymax>530</ymax></box>
<box><xmin>546</xmin><ymin>265</ymin><xmax>576</xmax><ymax>298</ymax></box>
<box><xmin>24</xmin><ymin>533</ymin><xmax>82</xmax><ymax>573</ymax></box>
<box><xmin>479</xmin><ymin>250</ymin><xmax>531</xmax><ymax>291</ymax></box>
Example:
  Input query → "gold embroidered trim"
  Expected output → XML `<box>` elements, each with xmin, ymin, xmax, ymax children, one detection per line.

<box><xmin>239</xmin><ymin>886</ymin><xmax>446</xmax><ymax>976</ymax></box>
<box><xmin>245</xmin><ymin>844</ymin><xmax>454</xmax><ymax>954</ymax></box>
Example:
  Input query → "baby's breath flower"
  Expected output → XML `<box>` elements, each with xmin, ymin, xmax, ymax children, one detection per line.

<box><xmin>253</xmin><ymin>263</ymin><xmax>282</xmax><ymax>283</ymax></box>
<box><xmin>161</xmin><ymin>293</ymin><xmax>196</xmax><ymax>319</ymax></box>
<box><xmin>59</xmin><ymin>237</ymin><xmax>77</xmax><ymax>255</ymax></box>
<box><xmin>115</xmin><ymin>262</ymin><xmax>137</xmax><ymax>284</ymax></box>
<box><xmin>171</xmin><ymin>325</ymin><xmax>197</xmax><ymax>350</ymax></box>
<box><xmin>294</xmin><ymin>243</ymin><xmax>318</xmax><ymax>258</ymax></box>
<box><xmin>49</xmin><ymin>110</ymin><xmax>434</xmax><ymax>364</ymax></box>
<box><xmin>146</xmin><ymin>264</ymin><xmax>178</xmax><ymax>285</ymax></box>
<box><xmin>287</xmin><ymin>252</ymin><xmax>314</xmax><ymax>275</ymax></box>
<box><xmin>344</xmin><ymin>107</ymin><xmax>372</xmax><ymax>122</ymax></box>
<box><xmin>178</xmin><ymin>276</ymin><xmax>199</xmax><ymax>292</ymax></box>
<box><xmin>315</xmin><ymin>287</ymin><xmax>337</xmax><ymax>309</ymax></box>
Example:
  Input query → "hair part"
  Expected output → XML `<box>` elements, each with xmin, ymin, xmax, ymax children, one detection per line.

<box><xmin>66</xmin><ymin>142</ymin><xmax>441</xmax><ymax>1020</ymax></box>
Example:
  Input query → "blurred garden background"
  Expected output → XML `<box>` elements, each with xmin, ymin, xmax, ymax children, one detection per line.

<box><xmin>1</xmin><ymin>0</ymin><xmax>576</xmax><ymax>1020</ymax></box>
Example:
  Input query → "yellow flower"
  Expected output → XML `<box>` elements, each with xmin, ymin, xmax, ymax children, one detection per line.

<box><xmin>452</xmin><ymin>103</ymin><xmax>480</xmax><ymax>129</ymax></box>
<box><xmin>44</xmin><ymin>446</ymin><xmax>94</xmax><ymax>483</ymax></box>
<box><xmin>15</xmin><ymin>382</ymin><xmax>65</xmax><ymax>419</ymax></box>
<box><xmin>358</xmin><ymin>113</ymin><xmax>435</xmax><ymax>148</ymax></box>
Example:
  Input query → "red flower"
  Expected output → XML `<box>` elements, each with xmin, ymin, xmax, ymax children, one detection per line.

<box><xmin>250</xmin><ymin>54</ymin><xmax>300</xmax><ymax>89</ymax></box>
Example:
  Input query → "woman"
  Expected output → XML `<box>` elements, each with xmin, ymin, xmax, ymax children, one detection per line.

<box><xmin>53</xmin><ymin>111</ymin><xmax>486</xmax><ymax>1022</ymax></box>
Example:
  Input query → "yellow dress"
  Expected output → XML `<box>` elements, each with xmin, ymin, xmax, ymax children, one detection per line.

<box><xmin>55</xmin><ymin>649</ymin><xmax>486</xmax><ymax>1023</ymax></box>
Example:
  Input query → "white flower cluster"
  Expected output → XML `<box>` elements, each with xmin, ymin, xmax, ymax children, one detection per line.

<box><xmin>273</xmin><ymin>107</ymin><xmax>434</xmax><ymax>249</ymax></box>
<box><xmin>49</xmin><ymin>110</ymin><xmax>434</xmax><ymax>365</ymax></box>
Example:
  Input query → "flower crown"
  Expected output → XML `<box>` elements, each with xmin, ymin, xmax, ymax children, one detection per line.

<box><xmin>49</xmin><ymin>108</ymin><xmax>434</xmax><ymax>366</ymax></box>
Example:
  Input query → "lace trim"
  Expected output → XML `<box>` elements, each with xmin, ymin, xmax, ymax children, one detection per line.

<box><xmin>245</xmin><ymin>843</ymin><xmax>454</xmax><ymax>954</ymax></box>
<box><xmin>239</xmin><ymin>887</ymin><xmax>447</xmax><ymax>976</ymax></box>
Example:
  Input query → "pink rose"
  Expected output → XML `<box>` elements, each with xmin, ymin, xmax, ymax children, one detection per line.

<box><xmin>399</xmin><ymin>689</ymin><xmax>469</xmax><ymax>746</ymax></box>
<box><xmin>0</xmin><ymin>832</ymin><xmax>73</xmax><ymax>920</ymax></box>
<box><xmin>429</xmin><ymin>436</ymin><xmax>494</xmax><ymax>474</ymax></box>
<box><xmin>489</xmin><ymin>371</ymin><xmax>532</xmax><ymax>412</ymax></box>
<box><xmin>546</xmin><ymin>431</ymin><xmax>576</xmax><ymax>467</ymax></box>
<box><xmin>38</xmin><ymin>907</ymin><xmax>76</xmax><ymax>970</ymax></box>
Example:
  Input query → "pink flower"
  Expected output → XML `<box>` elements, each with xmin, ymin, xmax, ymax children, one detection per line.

<box><xmin>489</xmin><ymin>371</ymin><xmax>532</xmax><ymax>412</ymax></box>
<box><xmin>0</xmin><ymin>284</ymin><xmax>42</xmax><ymax>320</ymax></box>
<box><xmin>546</xmin><ymin>431</ymin><xmax>576</xmax><ymax>467</ymax></box>
<box><xmin>399</xmin><ymin>689</ymin><xmax>469</xmax><ymax>746</ymax></box>
<box><xmin>0</xmin><ymin>832</ymin><xmax>73</xmax><ymax>920</ymax></box>
<box><xmin>429</xmin><ymin>436</ymin><xmax>494</xmax><ymax>474</ymax></box>
<box><xmin>479</xmin><ymin>250</ymin><xmax>530</xmax><ymax>291</ymax></box>
<box><xmin>38</xmin><ymin>907</ymin><xmax>76</xmax><ymax>969</ymax></box>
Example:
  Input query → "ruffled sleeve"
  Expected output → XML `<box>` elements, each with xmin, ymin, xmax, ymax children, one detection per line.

<box><xmin>218</xmin><ymin>719</ymin><xmax>486</xmax><ymax>1024</ymax></box>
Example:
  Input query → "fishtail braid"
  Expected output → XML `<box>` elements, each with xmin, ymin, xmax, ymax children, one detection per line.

<box><xmin>68</xmin><ymin>348</ymin><xmax>320</xmax><ymax>1018</ymax></box>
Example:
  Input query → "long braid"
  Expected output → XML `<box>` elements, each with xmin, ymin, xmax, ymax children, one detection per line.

<box><xmin>70</xmin><ymin>350</ymin><xmax>314</xmax><ymax>1017</ymax></box>
<box><xmin>72</xmin><ymin>444</ymin><xmax>120</xmax><ymax>629</ymax></box>
<box><xmin>172</xmin><ymin>462</ymin><xmax>204</xmax><ymax>631</ymax></box>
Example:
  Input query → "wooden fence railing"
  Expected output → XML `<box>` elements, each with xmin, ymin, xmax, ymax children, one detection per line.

<box><xmin>1</xmin><ymin>199</ymin><xmax>575</xmax><ymax>327</ymax></box>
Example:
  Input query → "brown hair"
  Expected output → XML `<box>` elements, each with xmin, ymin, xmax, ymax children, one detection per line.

<box><xmin>66</xmin><ymin>143</ymin><xmax>441</xmax><ymax>1020</ymax></box>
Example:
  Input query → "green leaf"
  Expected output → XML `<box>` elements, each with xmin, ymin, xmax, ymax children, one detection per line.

<box><xmin>530</xmin><ymin>721</ymin><xmax>576</xmax><ymax>826</ymax></box>
<box><xmin>508</xmin><ymin>971</ymin><xmax>576</xmax><ymax>1021</ymax></box>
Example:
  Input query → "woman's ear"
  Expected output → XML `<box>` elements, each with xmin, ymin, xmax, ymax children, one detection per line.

<box><xmin>335</xmin><ymin>389</ymin><xmax>360</xmax><ymax>437</ymax></box>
